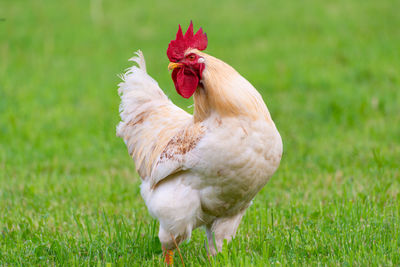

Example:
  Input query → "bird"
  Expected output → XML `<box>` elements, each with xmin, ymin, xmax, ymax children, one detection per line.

<box><xmin>116</xmin><ymin>22</ymin><xmax>282</xmax><ymax>264</ymax></box>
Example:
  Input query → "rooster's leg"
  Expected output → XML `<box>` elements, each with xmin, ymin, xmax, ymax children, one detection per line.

<box><xmin>159</xmin><ymin>227</ymin><xmax>186</xmax><ymax>266</ymax></box>
<box><xmin>205</xmin><ymin>209</ymin><xmax>246</xmax><ymax>256</ymax></box>
<box><xmin>162</xmin><ymin>245</ymin><xmax>174</xmax><ymax>265</ymax></box>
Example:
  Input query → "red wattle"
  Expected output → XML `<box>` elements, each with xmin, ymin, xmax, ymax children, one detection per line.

<box><xmin>172</xmin><ymin>67</ymin><xmax>199</xmax><ymax>99</ymax></box>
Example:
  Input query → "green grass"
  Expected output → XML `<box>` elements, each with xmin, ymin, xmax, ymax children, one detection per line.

<box><xmin>1</xmin><ymin>0</ymin><xmax>400</xmax><ymax>265</ymax></box>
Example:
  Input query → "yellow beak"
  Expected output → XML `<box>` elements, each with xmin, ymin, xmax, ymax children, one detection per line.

<box><xmin>168</xmin><ymin>62</ymin><xmax>183</xmax><ymax>70</ymax></box>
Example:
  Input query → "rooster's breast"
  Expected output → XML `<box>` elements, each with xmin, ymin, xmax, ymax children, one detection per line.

<box><xmin>190</xmin><ymin>116</ymin><xmax>283</xmax><ymax>217</ymax></box>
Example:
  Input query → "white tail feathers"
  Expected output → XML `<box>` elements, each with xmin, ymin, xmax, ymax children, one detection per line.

<box><xmin>116</xmin><ymin>50</ymin><xmax>191</xmax><ymax>179</ymax></box>
<box><xmin>129</xmin><ymin>50</ymin><xmax>146</xmax><ymax>72</ymax></box>
<box><xmin>117</xmin><ymin>50</ymin><xmax>168</xmax><ymax>139</ymax></box>
<box><xmin>117</xmin><ymin>50</ymin><xmax>169</xmax><ymax>132</ymax></box>
<box><xmin>118</xmin><ymin>50</ymin><xmax>167</xmax><ymax>103</ymax></box>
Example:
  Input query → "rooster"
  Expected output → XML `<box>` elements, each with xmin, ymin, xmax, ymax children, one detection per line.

<box><xmin>116</xmin><ymin>22</ymin><xmax>282</xmax><ymax>263</ymax></box>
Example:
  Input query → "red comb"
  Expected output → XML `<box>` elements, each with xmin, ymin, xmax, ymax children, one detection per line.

<box><xmin>167</xmin><ymin>21</ymin><xmax>208</xmax><ymax>62</ymax></box>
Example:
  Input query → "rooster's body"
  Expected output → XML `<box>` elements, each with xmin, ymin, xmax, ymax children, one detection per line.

<box><xmin>117</xmin><ymin>24</ymin><xmax>282</xmax><ymax>258</ymax></box>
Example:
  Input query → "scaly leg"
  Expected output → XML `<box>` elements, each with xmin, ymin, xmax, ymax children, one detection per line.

<box><xmin>159</xmin><ymin>226</ymin><xmax>186</xmax><ymax>266</ymax></box>
<box><xmin>162</xmin><ymin>245</ymin><xmax>174</xmax><ymax>265</ymax></box>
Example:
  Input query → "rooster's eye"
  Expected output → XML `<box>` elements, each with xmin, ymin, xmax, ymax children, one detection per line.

<box><xmin>187</xmin><ymin>54</ymin><xmax>196</xmax><ymax>61</ymax></box>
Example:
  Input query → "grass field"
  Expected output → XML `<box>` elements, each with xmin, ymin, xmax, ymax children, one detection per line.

<box><xmin>1</xmin><ymin>0</ymin><xmax>400</xmax><ymax>265</ymax></box>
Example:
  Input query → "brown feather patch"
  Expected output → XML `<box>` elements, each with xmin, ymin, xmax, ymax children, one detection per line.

<box><xmin>127</xmin><ymin>111</ymin><xmax>150</xmax><ymax>127</ymax></box>
<box><xmin>159</xmin><ymin>123</ymin><xmax>206</xmax><ymax>162</ymax></box>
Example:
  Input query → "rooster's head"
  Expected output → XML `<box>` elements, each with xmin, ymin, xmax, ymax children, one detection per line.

<box><xmin>167</xmin><ymin>22</ymin><xmax>208</xmax><ymax>99</ymax></box>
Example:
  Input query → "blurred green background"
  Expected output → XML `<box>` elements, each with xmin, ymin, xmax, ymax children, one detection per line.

<box><xmin>0</xmin><ymin>0</ymin><xmax>399</xmax><ymax>265</ymax></box>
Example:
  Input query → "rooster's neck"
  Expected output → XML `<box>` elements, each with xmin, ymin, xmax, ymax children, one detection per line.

<box><xmin>192</xmin><ymin>52</ymin><xmax>271</xmax><ymax>123</ymax></box>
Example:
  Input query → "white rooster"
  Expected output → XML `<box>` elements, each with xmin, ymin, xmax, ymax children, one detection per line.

<box><xmin>116</xmin><ymin>22</ymin><xmax>282</xmax><ymax>264</ymax></box>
